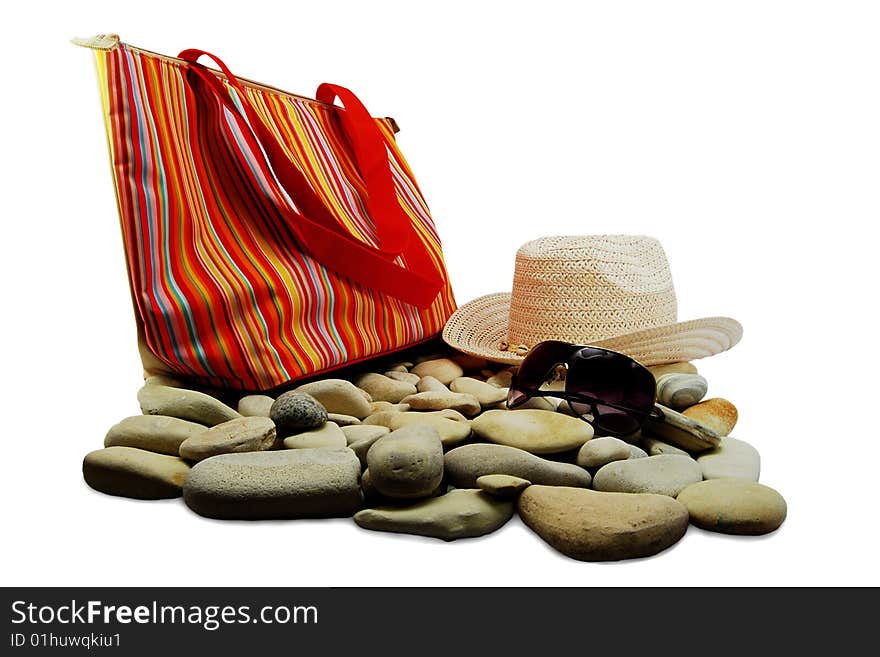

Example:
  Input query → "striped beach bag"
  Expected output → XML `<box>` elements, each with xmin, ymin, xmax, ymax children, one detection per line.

<box><xmin>76</xmin><ymin>35</ymin><xmax>457</xmax><ymax>391</ymax></box>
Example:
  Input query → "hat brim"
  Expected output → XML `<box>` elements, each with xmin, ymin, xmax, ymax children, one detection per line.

<box><xmin>442</xmin><ymin>292</ymin><xmax>743</xmax><ymax>366</ymax></box>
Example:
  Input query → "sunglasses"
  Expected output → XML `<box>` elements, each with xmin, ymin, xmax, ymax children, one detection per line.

<box><xmin>507</xmin><ymin>340</ymin><xmax>663</xmax><ymax>437</ymax></box>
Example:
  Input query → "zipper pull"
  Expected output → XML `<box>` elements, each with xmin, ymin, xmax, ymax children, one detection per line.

<box><xmin>71</xmin><ymin>34</ymin><xmax>120</xmax><ymax>50</ymax></box>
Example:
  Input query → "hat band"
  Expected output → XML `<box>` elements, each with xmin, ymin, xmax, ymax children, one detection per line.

<box><xmin>499</xmin><ymin>340</ymin><xmax>530</xmax><ymax>356</ymax></box>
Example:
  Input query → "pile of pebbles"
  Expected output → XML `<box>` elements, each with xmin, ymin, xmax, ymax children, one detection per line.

<box><xmin>83</xmin><ymin>349</ymin><xmax>786</xmax><ymax>561</ymax></box>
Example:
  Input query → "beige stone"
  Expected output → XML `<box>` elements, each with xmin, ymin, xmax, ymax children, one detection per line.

<box><xmin>105</xmin><ymin>415</ymin><xmax>206</xmax><ymax>456</ymax></box>
<box><xmin>400</xmin><ymin>391</ymin><xmax>481</xmax><ymax>416</ymax></box>
<box><xmin>450</xmin><ymin>377</ymin><xmax>508</xmax><ymax>407</ymax></box>
<box><xmin>282</xmin><ymin>422</ymin><xmax>347</xmax><ymax>449</ymax></box>
<box><xmin>471</xmin><ymin>409</ymin><xmax>592</xmax><ymax>454</ymax></box>
<box><xmin>476</xmin><ymin>474</ymin><xmax>531</xmax><ymax>498</ymax></box>
<box><xmin>355</xmin><ymin>373</ymin><xmax>417</xmax><ymax>403</ymax></box>
<box><xmin>138</xmin><ymin>384</ymin><xmax>241</xmax><ymax>426</ymax></box>
<box><xmin>83</xmin><ymin>446</ymin><xmax>190</xmax><ymax>499</ymax></box>
<box><xmin>294</xmin><ymin>379</ymin><xmax>373</xmax><ymax>419</ymax></box>
<box><xmin>682</xmin><ymin>398</ymin><xmax>739</xmax><ymax>437</ymax></box>
<box><xmin>677</xmin><ymin>479</ymin><xmax>786</xmax><ymax>535</ymax></box>
<box><xmin>180</xmin><ymin>416</ymin><xmax>277</xmax><ymax>461</ymax></box>
<box><xmin>410</xmin><ymin>358</ymin><xmax>464</xmax><ymax>385</ymax></box>
<box><xmin>518</xmin><ymin>486</ymin><xmax>689</xmax><ymax>561</ymax></box>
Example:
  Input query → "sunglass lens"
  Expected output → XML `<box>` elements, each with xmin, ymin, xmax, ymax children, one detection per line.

<box><xmin>507</xmin><ymin>388</ymin><xmax>528</xmax><ymax>407</ymax></box>
<box><xmin>567</xmin><ymin>348</ymin><xmax>655</xmax><ymax>435</ymax></box>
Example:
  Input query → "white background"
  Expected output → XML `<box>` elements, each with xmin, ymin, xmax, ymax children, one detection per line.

<box><xmin>2</xmin><ymin>0</ymin><xmax>878</xmax><ymax>586</ymax></box>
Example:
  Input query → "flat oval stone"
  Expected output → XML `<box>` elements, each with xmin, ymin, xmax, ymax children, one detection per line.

<box><xmin>644</xmin><ymin>404</ymin><xmax>721</xmax><ymax>453</ymax></box>
<box><xmin>327</xmin><ymin>413</ymin><xmax>361</xmax><ymax>427</ymax></box>
<box><xmin>656</xmin><ymin>374</ymin><xmax>709</xmax><ymax>410</ymax></box>
<box><xmin>138</xmin><ymin>385</ymin><xmax>241</xmax><ymax>426</ymax></box>
<box><xmin>294</xmin><ymin>379</ymin><xmax>373</xmax><ymax>419</ymax></box>
<box><xmin>83</xmin><ymin>446</ymin><xmax>190</xmax><ymax>499</ymax></box>
<box><xmin>682</xmin><ymin>398</ymin><xmax>738</xmax><ymax>437</ymax></box>
<box><xmin>105</xmin><ymin>415</ymin><xmax>207</xmax><ymax>456</ymax></box>
<box><xmin>366</xmin><ymin>425</ymin><xmax>444</xmax><ymax>499</ymax></box>
<box><xmin>416</xmin><ymin>376</ymin><xmax>450</xmax><ymax>393</ymax></box>
<box><xmin>183</xmin><ymin>448</ymin><xmax>362</xmax><ymax>519</ymax></box>
<box><xmin>472</xmin><ymin>409</ymin><xmax>592</xmax><ymax>454</ymax></box>
<box><xmin>180</xmin><ymin>416</ymin><xmax>277</xmax><ymax>461</ymax></box>
<box><xmin>410</xmin><ymin>358</ymin><xmax>464</xmax><ymax>385</ymax></box>
<box><xmin>445</xmin><ymin>443</ymin><xmax>591</xmax><ymax>488</ymax></box>
<box><xmin>270</xmin><ymin>392</ymin><xmax>327</xmax><ymax>434</ymax></box>
<box><xmin>400</xmin><ymin>391</ymin><xmax>481</xmax><ymax>416</ymax></box>
<box><xmin>476</xmin><ymin>474</ymin><xmax>531</xmax><ymax>498</ymax></box>
<box><xmin>354</xmin><ymin>489</ymin><xmax>513</xmax><ymax>541</ymax></box>
<box><xmin>237</xmin><ymin>395</ymin><xmax>275</xmax><ymax>418</ymax></box>
<box><xmin>593</xmin><ymin>454</ymin><xmax>703</xmax><ymax>497</ymax></box>
<box><xmin>648</xmin><ymin>362</ymin><xmax>698</xmax><ymax>380</ymax></box>
<box><xmin>641</xmin><ymin>436</ymin><xmax>689</xmax><ymax>457</ymax></box>
<box><xmin>576</xmin><ymin>437</ymin><xmax>631</xmax><ymax>469</ymax></box>
<box><xmin>449</xmin><ymin>377</ymin><xmax>508</xmax><ymax>407</ymax></box>
<box><xmin>355</xmin><ymin>373</ymin><xmax>417</xmax><ymax>403</ymax></box>
<box><xmin>384</xmin><ymin>371</ymin><xmax>421</xmax><ymax>385</ymax></box>
<box><xmin>677</xmin><ymin>479</ymin><xmax>786</xmax><ymax>535</ymax></box>
<box><xmin>282</xmin><ymin>422</ymin><xmax>347</xmax><ymax>449</ymax></box>
<box><xmin>696</xmin><ymin>437</ymin><xmax>760</xmax><ymax>481</ymax></box>
<box><xmin>363</xmin><ymin>412</ymin><xmax>471</xmax><ymax>448</ymax></box>
<box><xmin>342</xmin><ymin>425</ymin><xmax>390</xmax><ymax>466</ymax></box>
<box><xmin>518</xmin><ymin>486</ymin><xmax>689</xmax><ymax>561</ymax></box>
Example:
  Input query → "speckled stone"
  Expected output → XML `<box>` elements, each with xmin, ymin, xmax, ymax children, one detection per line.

<box><xmin>593</xmin><ymin>454</ymin><xmax>703</xmax><ymax>497</ymax></box>
<box><xmin>138</xmin><ymin>385</ymin><xmax>241</xmax><ymax>426</ymax></box>
<box><xmin>696</xmin><ymin>437</ymin><xmax>760</xmax><ymax>481</ymax></box>
<box><xmin>104</xmin><ymin>415</ymin><xmax>207</xmax><ymax>456</ymax></box>
<box><xmin>183</xmin><ymin>448</ymin><xmax>363</xmax><ymax>519</ymax></box>
<box><xmin>354</xmin><ymin>489</ymin><xmax>513</xmax><ymax>541</ymax></box>
<box><xmin>293</xmin><ymin>379</ymin><xmax>373</xmax><ymax>419</ymax></box>
<box><xmin>682</xmin><ymin>398</ymin><xmax>739</xmax><ymax>437</ymax></box>
<box><xmin>476</xmin><ymin>474</ymin><xmax>531</xmax><ymax>498</ymax></box>
<box><xmin>445</xmin><ymin>443</ymin><xmax>591</xmax><ymax>488</ymax></box>
<box><xmin>677</xmin><ymin>479</ymin><xmax>786</xmax><ymax>535</ymax></box>
<box><xmin>83</xmin><ymin>446</ymin><xmax>190</xmax><ymax>499</ymax></box>
<box><xmin>472</xmin><ymin>409</ymin><xmax>592</xmax><ymax>454</ymax></box>
<box><xmin>270</xmin><ymin>392</ymin><xmax>328</xmax><ymax>434</ymax></box>
<box><xmin>655</xmin><ymin>374</ymin><xmax>709</xmax><ymax>410</ymax></box>
<box><xmin>237</xmin><ymin>395</ymin><xmax>275</xmax><ymax>418</ymax></box>
<box><xmin>180</xmin><ymin>416</ymin><xmax>277</xmax><ymax>461</ymax></box>
<box><xmin>282</xmin><ymin>422</ymin><xmax>347</xmax><ymax>450</ymax></box>
<box><xmin>355</xmin><ymin>373</ymin><xmax>417</xmax><ymax>403</ymax></box>
<box><xmin>518</xmin><ymin>486</ymin><xmax>689</xmax><ymax>561</ymax></box>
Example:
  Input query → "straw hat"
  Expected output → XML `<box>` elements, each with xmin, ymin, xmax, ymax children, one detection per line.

<box><xmin>442</xmin><ymin>235</ymin><xmax>742</xmax><ymax>366</ymax></box>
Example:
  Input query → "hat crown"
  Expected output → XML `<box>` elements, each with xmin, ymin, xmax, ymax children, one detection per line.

<box><xmin>506</xmin><ymin>235</ymin><xmax>678</xmax><ymax>347</ymax></box>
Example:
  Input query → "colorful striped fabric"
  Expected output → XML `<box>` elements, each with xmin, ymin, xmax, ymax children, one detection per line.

<box><xmin>92</xmin><ymin>42</ymin><xmax>456</xmax><ymax>390</ymax></box>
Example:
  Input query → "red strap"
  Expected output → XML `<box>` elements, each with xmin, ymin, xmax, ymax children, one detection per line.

<box><xmin>178</xmin><ymin>49</ymin><xmax>443</xmax><ymax>308</ymax></box>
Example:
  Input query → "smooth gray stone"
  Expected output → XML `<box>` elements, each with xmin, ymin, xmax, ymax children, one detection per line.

<box><xmin>576</xmin><ymin>437</ymin><xmax>631</xmax><ymax>469</ymax></box>
<box><xmin>342</xmin><ymin>425</ymin><xmax>390</xmax><ymax>466</ymax></box>
<box><xmin>593</xmin><ymin>454</ymin><xmax>703</xmax><ymax>497</ymax></box>
<box><xmin>270</xmin><ymin>392</ymin><xmax>327</xmax><ymax>434</ymax></box>
<box><xmin>476</xmin><ymin>474</ymin><xmax>531</xmax><ymax>498</ymax></box>
<box><xmin>655</xmin><ymin>373</ymin><xmax>709</xmax><ymax>410</ymax></box>
<box><xmin>366</xmin><ymin>425</ymin><xmax>444</xmax><ymax>499</ymax></box>
<box><xmin>138</xmin><ymin>385</ymin><xmax>241</xmax><ymax>426</ymax></box>
<box><xmin>83</xmin><ymin>447</ymin><xmax>190</xmax><ymax>499</ymax></box>
<box><xmin>183</xmin><ymin>448</ymin><xmax>362</xmax><ymax>519</ymax></box>
<box><xmin>104</xmin><ymin>415</ymin><xmax>207</xmax><ymax>456</ymax></box>
<box><xmin>354</xmin><ymin>489</ymin><xmax>513</xmax><ymax>541</ymax></box>
<box><xmin>696</xmin><ymin>437</ymin><xmax>760</xmax><ymax>481</ymax></box>
<box><xmin>445</xmin><ymin>443</ymin><xmax>591</xmax><ymax>489</ymax></box>
<box><xmin>677</xmin><ymin>479</ymin><xmax>786</xmax><ymax>535</ymax></box>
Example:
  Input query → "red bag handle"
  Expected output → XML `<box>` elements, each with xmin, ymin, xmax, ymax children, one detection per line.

<box><xmin>178</xmin><ymin>49</ymin><xmax>443</xmax><ymax>308</ymax></box>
